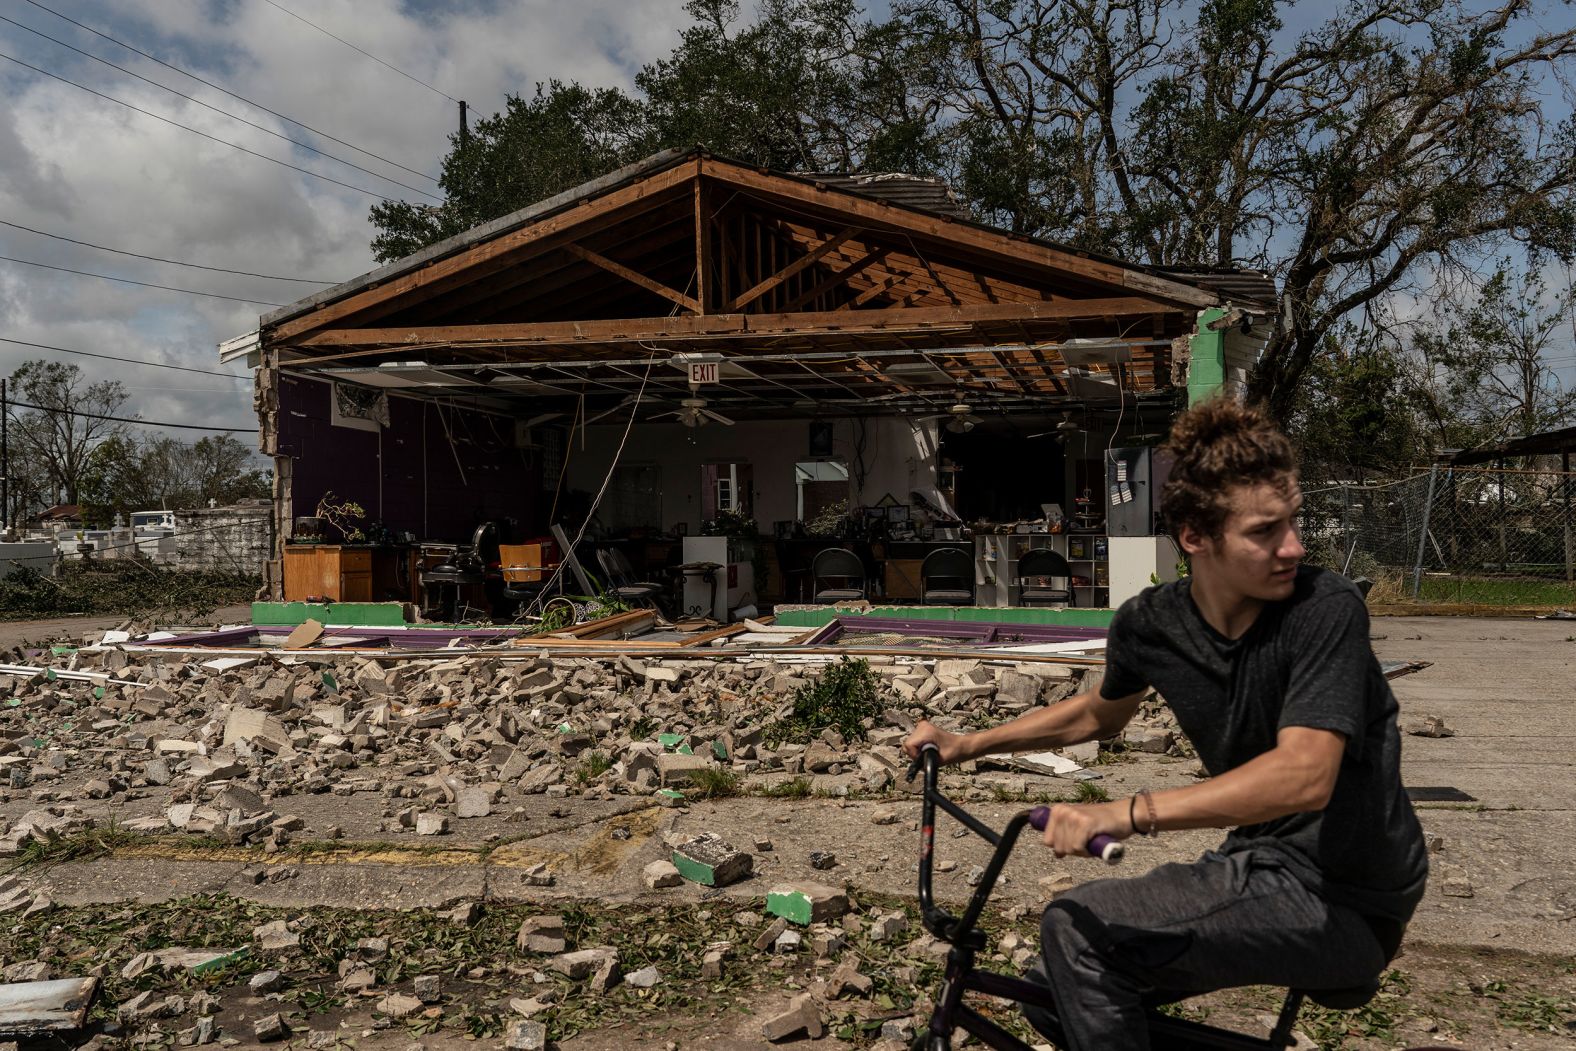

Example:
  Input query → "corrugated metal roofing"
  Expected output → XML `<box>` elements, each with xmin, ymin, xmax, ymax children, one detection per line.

<box><xmin>1158</xmin><ymin>266</ymin><xmax>1279</xmax><ymax>307</ymax></box>
<box><xmin>804</xmin><ymin>172</ymin><xmax>970</xmax><ymax>220</ymax></box>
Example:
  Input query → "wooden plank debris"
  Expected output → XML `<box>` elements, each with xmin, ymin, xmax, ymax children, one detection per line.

<box><xmin>0</xmin><ymin>977</ymin><xmax>98</xmax><ymax>1037</ymax></box>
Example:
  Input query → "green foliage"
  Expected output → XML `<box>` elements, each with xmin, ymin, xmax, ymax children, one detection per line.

<box><xmin>574</xmin><ymin>752</ymin><xmax>613</xmax><ymax>784</ymax></box>
<box><xmin>80</xmin><ymin>433</ymin><xmax>270</xmax><ymax>527</ymax></box>
<box><xmin>1072</xmin><ymin>781</ymin><xmax>1110</xmax><ymax>804</ymax></box>
<box><xmin>8</xmin><ymin>359</ymin><xmax>128</xmax><ymax>516</ymax></box>
<box><xmin>361</xmin><ymin>0</ymin><xmax>1576</xmax><ymax>425</ymax></box>
<box><xmin>0</xmin><ymin>562</ymin><xmax>258</xmax><ymax>621</ymax></box>
<box><xmin>758</xmin><ymin>775</ymin><xmax>813</xmax><ymax>798</ymax></box>
<box><xmin>369</xmin><ymin>81</ymin><xmax>654</xmax><ymax>263</ymax></box>
<box><xmin>687</xmin><ymin>765</ymin><xmax>742</xmax><ymax>799</ymax></box>
<box><xmin>764</xmin><ymin>656</ymin><xmax>883</xmax><ymax>746</ymax></box>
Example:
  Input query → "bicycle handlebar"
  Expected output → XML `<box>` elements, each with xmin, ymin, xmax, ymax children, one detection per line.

<box><xmin>908</xmin><ymin>744</ymin><xmax>1123</xmax><ymax>863</ymax></box>
<box><xmin>1028</xmin><ymin>807</ymin><xmax>1124</xmax><ymax>863</ymax></box>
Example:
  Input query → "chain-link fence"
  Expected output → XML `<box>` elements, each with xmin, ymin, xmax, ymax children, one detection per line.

<box><xmin>1300</xmin><ymin>467</ymin><xmax>1576</xmax><ymax>605</ymax></box>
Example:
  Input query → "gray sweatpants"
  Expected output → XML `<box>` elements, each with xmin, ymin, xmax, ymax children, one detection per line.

<box><xmin>1031</xmin><ymin>850</ymin><xmax>1391</xmax><ymax>1051</ymax></box>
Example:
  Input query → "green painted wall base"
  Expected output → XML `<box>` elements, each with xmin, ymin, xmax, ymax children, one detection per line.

<box><xmin>251</xmin><ymin>601</ymin><xmax>411</xmax><ymax>627</ymax></box>
<box><xmin>771</xmin><ymin>606</ymin><xmax>1114</xmax><ymax>629</ymax></box>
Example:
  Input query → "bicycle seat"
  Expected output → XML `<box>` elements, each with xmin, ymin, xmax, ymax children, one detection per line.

<box><xmin>1296</xmin><ymin>977</ymin><xmax>1380</xmax><ymax>1010</ymax></box>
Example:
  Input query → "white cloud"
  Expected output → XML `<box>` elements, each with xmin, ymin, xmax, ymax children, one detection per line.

<box><xmin>0</xmin><ymin>0</ymin><xmax>690</xmax><ymax>437</ymax></box>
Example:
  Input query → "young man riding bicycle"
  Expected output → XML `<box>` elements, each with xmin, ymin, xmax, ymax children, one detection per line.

<box><xmin>904</xmin><ymin>398</ymin><xmax>1428</xmax><ymax>1051</ymax></box>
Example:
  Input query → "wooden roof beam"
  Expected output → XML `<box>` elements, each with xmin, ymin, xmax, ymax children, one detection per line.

<box><xmin>705</xmin><ymin>159</ymin><xmax>1217</xmax><ymax>308</ymax></box>
<box><xmin>725</xmin><ymin>226</ymin><xmax>859</xmax><ymax>312</ymax></box>
<box><xmin>563</xmin><ymin>243</ymin><xmax>698</xmax><ymax>314</ymax></box>
<box><xmin>290</xmin><ymin>299</ymin><xmax>1170</xmax><ymax>363</ymax></box>
<box><xmin>268</xmin><ymin>159</ymin><xmax>700</xmax><ymax>342</ymax></box>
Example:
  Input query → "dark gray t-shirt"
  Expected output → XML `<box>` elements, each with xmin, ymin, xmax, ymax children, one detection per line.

<box><xmin>1100</xmin><ymin>565</ymin><xmax>1428</xmax><ymax>922</ymax></box>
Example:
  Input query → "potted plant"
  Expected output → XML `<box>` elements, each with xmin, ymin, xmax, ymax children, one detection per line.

<box><xmin>313</xmin><ymin>491</ymin><xmax>367</xmax><ymax>543</ymax></box>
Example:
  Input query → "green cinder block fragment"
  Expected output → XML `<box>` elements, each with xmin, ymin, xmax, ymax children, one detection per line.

<box><xmin>657</xmin><ymin>732</ymin><xmax>685</xmax><ymax>750</ymax></box>
<box><xmin>766</xmin><ymin>883</ymin><xmax>851</xmax><ymax>926</ymax></box>
<box><xmin>671</xmin><ymin>832</ymin><xmax>753</xmax><ymax>887</ymax></box>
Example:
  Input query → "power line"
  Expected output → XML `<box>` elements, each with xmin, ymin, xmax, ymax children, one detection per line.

<box><xmin>7</xmin><ymin>398</ymin><xmax>252</xmax><ymax>433</ymax></box>
<box><xmin>0</xmin><ymin>14</ymin><xmax>440</xmax><ymax>201</ymax></box>
<box><xmin>0</xmin><ymin>337</ymin><xmax>251</xmax><ymax>380</ymax></box>
<box><xmin>18</xmin><ymin>0</ymin><xmax>439</xmax><ymax>184</ymax></box>
<box><xmin>0</xmin><ymin>219</ymin><xmax>335</xmax><ymax>285</ymax></box>
<box><xmin>261</xmin><ymin>0</ymin><xmax>460</xmax><ymax>104</ymax></box>
<box><xmin>0</xmin><ymin>253</ymin><xmax>283</xmax><ymax>307</ymax></box>
<box><xmin>0</xmin><ymin>52</ymin><xmax>400</xmax><ymax>203</ymax></box>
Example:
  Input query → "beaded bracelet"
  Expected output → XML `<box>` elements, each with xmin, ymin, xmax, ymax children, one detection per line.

<box><xmin>1137</xmin><ymin>788</ymin><xmax>1160</xmax><ymax>837</ymax></box>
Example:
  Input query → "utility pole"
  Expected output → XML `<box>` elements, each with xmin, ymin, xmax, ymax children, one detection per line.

<box><xmin>459</xmin><ymin>100</ymin><xmax>469</xmax><ymax>146</ymax></box>
<box><xmin>1</xmin><ymin>377</ymin><xmax>8</xmax><ymax>533</ymax></box>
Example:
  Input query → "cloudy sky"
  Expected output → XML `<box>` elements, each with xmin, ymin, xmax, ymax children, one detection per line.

<box><xmin>4</xmin><ymin>0</ymin><xmax>1572</xmax><ymax>448</ymax></box>
<box><xmin>0</xmin><ymin>0</ymin><xmax>707</xmax><ymax>438</ymax></box>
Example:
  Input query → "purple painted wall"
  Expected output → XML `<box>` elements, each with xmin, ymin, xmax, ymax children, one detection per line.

<box><xmin>276</xmin><ymin>376</ymin><xmax>538</xmax><ymax>541</ymax></box>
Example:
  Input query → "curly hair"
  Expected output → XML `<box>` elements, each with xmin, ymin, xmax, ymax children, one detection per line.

<box><xmin>1160</xmin><ymin>398</ymin><xmax>1297</xmax><ymax>539</ymax></box>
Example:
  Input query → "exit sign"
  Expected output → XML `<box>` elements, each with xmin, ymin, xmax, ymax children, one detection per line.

<box><xmin>688</xmin><ymin>361</ymin><xmax>720</xmax><ymax>385</ymax></box>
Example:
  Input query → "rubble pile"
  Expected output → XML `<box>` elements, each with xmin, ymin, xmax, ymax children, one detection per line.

<box><xmin>0</xmin><ymin>645</ymin><xmax>1137</xmax><ymax>851</ymax></box>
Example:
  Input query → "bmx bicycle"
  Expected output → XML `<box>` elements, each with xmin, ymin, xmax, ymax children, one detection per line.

<box><xmin>906</xmin><ymin>744</ymin><xmax>1451</xmax><ymax>1050</ymax></box>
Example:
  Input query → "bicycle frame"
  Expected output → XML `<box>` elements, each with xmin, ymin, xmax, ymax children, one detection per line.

<box><xmin>910</xmin><ymin>746</ymin><xmax>1309</xmax><ymax>1051</ymax></box>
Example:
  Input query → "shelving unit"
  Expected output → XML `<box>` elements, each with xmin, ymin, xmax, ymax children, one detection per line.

<box><xmin>974</xmin><ymin>533</ymin><xmax>1108</xmax><ymax>607</ymax></box>
<box><xmin>1064</xmin><ymin>535</ymin><xmax>1110</xmax><ymax>607</ymax></box>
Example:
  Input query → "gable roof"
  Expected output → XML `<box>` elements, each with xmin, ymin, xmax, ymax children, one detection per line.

<box><xmin>255</xmin><ymin>149</ymin><xmax>1274</xmax><ymax>420</ymax></box>
<box><xmin>262</xmin><ymin>146</ymin><xmax>1223</xmax><ymax>336</ymax></box>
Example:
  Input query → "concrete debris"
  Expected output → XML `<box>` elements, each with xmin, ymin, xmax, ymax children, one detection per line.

<box><xmin>823</xmin><ymin>960</ymin><xmax>873</xmax><ymax>999</ymax></box>
<box><xmin>504</xmin><ymin>1019</ymin><xmax>548</xmax><ymax>1051</ymax></box>
<box><xmin>753</xmin><ymin>918</ymin><xmax>790</xmax><ymax>952</ymax></box>
<box><xmin>516</xmin><ymin>916</ymin><xmax>568</xmax><ymax>954</ymax></box>
<box><xmin>252</xmin><ymin>919</ymin><xmax>300</xmax><ymax>952</ymax></box>
<box><xmin>880</xmin><ymin>1017</ymin><xmax>917</xmax><ymax>1043</ymax></box>
<box><xmin>252</xmin><ymin>1012</ymin><xmax>288</xmax><ymax>1042</ymax></box>
<box><xmin>1407</xmin><ymin>716</ymin><xmax>1455</xmax><ymax>738</ymax></box>
<box><xmin>672</xmin><ymin>832</ymin><xmax>753</xmax><ymax>887</ymax></box>
<box><xmin>624</xmin><ymin>965</ymin><xmax>661</xmax><ymax>989</ymax></box>
<box><xmin>1038</xmin><ymin>873</ymin><xmax>1076</xmax><ymax>898</ymax></box>
<box><xmin>643</xmin><ymin>859</ymin><xmax>684</xmax><ymax>889</ymax></box>
<box><xmin>1441</xmin><ymin>869</ymin><xmax>1475</xmax><ymax>898</ymax></box>
<box><xmin>550</xmin><ymin>947</ymin><xmax>618</xmax><ymax>980</ymax></box>
<box><xmin>766</xmin><ymin>883</ymin><xmax>850</xmax><ymax>926</ymax></box>
<box><xmin>761</xmin><ymin>993</ymin><xmax>824</xmax><ymax>1042</ymax></box>
<box><xmin>413</xmin><ymin>975</ymin><xmax>442</xmax><ymax>1003</ymax></box>
<box><xmin>375</xmin><ymin>992</ymin><xmax>424</xmax><ymax>1019</ymax></box>
<box><xmin>248</xmin><ymin>970</ymin><xmax>283</xmax><ymax>993</ymax></box>
<box><xmin>0</xmin><ymin>642</ymin><xmax>1114</xmax><ymax>852</ymax></box>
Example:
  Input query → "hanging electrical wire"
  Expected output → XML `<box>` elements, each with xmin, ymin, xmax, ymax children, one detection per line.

<box><xmin>0</xmin><ymin>52</ymin><xmax>400</xmax><ymax>202</ymax></box>
<box><xmin>0</xmin><ymin>14</ymin><xmax>439</xmax><ymax>200</ymax></box>
<box><xmin>1</xmin><ymin>52</ymin><xmax>406</xmax><ymax>204</ymax></box>
<box><xmin>5</xmin><ymin>398</ymin><xmax>253</xmax><ymax>433</ymax></box>
<box><xmin>18</xmin><ymin>0</ymin><xmax>439</xmax><ymax>182</ymax></box>
<box><xmin>260</xmin><ymin>0</ymin><xmax>460</xmax><ymax>104</ymax></box>
<box><xmin>0</xmin><ymin>337</ymin><xmax>251</xmax><ymax>380</ymax></box>
<box><xmin>0</xmin><ymin>219</ymin><xmax>334</xmax><ymax>285</ymax></box>
<box><xmin>0</xmin><ymin>253</ymin><xmax>284</xmax><ymax>306</ymax></box>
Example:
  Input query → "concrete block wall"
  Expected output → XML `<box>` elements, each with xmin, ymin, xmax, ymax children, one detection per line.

<box><xmin>172</xmin><ymin>502</ymin><xmax>272</xmax><ymax>574</ymax></box>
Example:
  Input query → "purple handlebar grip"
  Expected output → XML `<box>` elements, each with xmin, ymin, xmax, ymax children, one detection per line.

<box><xmin>1028</xmin><ymin>807</ymin><xmax>1124</xmax><ymax>864</ymax></box>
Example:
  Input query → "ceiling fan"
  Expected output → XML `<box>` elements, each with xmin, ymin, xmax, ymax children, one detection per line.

<box><xmin>652</xmin><ymin>396</ymin><xmax>735</xmax><ymax>428</ymax></box>
<box><xmin>922</xmin><ymin>400</ymin><xmax>984</xmax><ymax>434</ymax></box>
<box><xmin>1028</xmin><ymin>410</ymin><xmax>1084</xmax><ymax>443</ymax></box>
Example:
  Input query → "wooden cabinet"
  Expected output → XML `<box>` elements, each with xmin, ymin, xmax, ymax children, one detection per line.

<box><xmin>882</xmin><ymin>559</ymin><xmax>924</xmax><ymax>600</ymax></box>
<box><xmin>283</xmin><ymin>545</ymin><xmax>374</xmax><ymax>602</ymax></box>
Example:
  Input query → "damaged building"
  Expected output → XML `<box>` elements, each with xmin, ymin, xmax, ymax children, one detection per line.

<box><xmin>223</xmin><ymin>147</ymin><xmax>1275</xmax><ymax>626</ymax></box>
